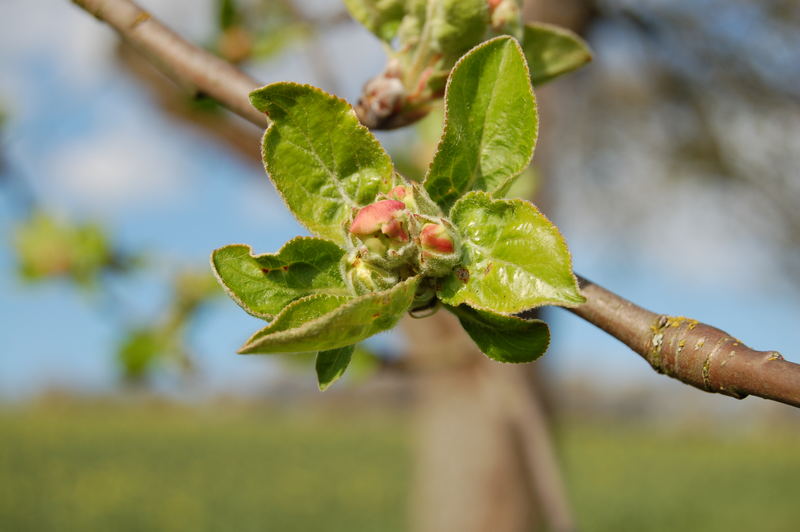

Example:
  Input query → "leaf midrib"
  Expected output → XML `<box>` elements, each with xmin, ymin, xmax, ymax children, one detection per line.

<box><xmin>468</xmin><ymin>43</ymin><xmax>512</xmax><ymax>194</ymax></box>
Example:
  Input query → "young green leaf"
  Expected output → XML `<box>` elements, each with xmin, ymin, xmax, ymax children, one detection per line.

<box><xmin>315</xmin><ymin>345</ymin><xmax>355</xmax><ymax>391</ymax></box>
<box><xmin>343</xmin><ymin>0</ymin><xmax>406</xmax><ymax>42</ymax></box>
<box><xmin>425</xmin><ymin>0</ymin><xmax>489</xmax><ymax>62</ymax></box>
<box><xmin>446</xmin><ymin>304</ymin><xmax>550</xmax><ymax>363</ymax></box>
<box><xmin>397</xmin><ymin>0</ymin><xmax>488</xmax><ymax>61</ymax></box>
<box><xmin>250</xmin><ymin>82</ymin><xmax>395</xmax><ymax>245</ymax></box>
<box><xmin>522</xmin><ymin>22</ymin><xmax>592</xmax><ymax>86</ymax></box>
<box><xmin>239</xmin><ymin>276</ymin><xmax>419</xmax><ymax>354</ymax></box>
<box><xmin>437</xmin><ymin>191</ymin><xmax>584</xmax><ymax>313</ymax></box>
<box><xmin>423</xmin><ymin>36</ymin><xmax>538</xmax><ymax>213</ymax></box>
<box><xmin>211</xmin><ymin>238</ymin><xmax>349</xmax><ymax>320</ymax></box>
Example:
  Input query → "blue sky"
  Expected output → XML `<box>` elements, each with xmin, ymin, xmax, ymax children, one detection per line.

<box><xmin>1</xmin><ymin>0</ymin><xmax>797</xmax><ymax>399</ymax></box>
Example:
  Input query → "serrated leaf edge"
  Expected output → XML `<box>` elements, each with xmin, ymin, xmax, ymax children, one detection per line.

<box><xmin>423</xmin><ymin>36</ymin><xmax>538</xmax><ymax>213</ymax></box>
<box><xmin>446</xmin><ymin>304</ymin><xmax>552</xmax><ymax>364</ymax></box>
<box><xmin>239</xmin><ymin>292</ymin><xmax>351</xmax><ymax>353</ymax></box>
<box><xmin>210</xmin><ymin>236</ymin><xmax>348</xmax><ymax>321</ymax></box>
<box><xmin>442</xmin><ymin>191</ymin><xmax>585</xmax><ymax>312</ymax></box>
<box><xmin>316</xmin><ymin>344</ymin><xmax>355</xmax><ymax>391</ymax></box>
<box><xmin>238</xmin><ymin>275</ymin><xmax>419</xmax><ymax>354</ymax></box>
<box><xmin>251</xmin><ymin>82</ymin><xmax>395</xmax><ymax>245</ymax></box>
<box><xmin>524</xmin><ymin>21</ymin><xmax>593</xmax><ymax>85</ymax></box>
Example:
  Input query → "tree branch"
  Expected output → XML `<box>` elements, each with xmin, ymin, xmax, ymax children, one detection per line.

<box><xmin>72</xmin><ymin>0</ymin><xmax>269</xmax><ymax>128</ymax></box>
<box><xmin>71</xmin><ymin>0</ymin><xmax>800</xmax><ymax>408</ymax></box>
<box><xmin>568</xmin><ymin>276</ymin><xmax>800</xmax><ymax>408</ymax></box>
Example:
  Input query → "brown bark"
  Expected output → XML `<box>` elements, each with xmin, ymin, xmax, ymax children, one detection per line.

<box><xmin>72</xmin><ymin>0</ymin><xmax>268</xmax><ymax>128</ymax></box>
<box><xmin>115</xmin><ymin>44</ymin><xmax>262</xmax><ymax>165</ymax></box>
<box><xmin>570</xmin><ymin>276</ymin><xmax>800</xmax><ymax>408</ymax></box>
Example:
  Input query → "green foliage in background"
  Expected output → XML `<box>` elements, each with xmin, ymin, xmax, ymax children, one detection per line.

<box><xmin>213</xmin><ymin>36</ymin><xmax>584</xmax><ymax>390</ymax></box>
<box><xmin>212</xmin><ymin>0</ymin><xmax>311</xmax><ymax>64</ymax></box>
<box><xmin>12</xmin><ymin>213</ymin><xmax>220</xmax><ymax>384</ymax></box>
<box><xmin>13</xmin><ymin>212</ymin><xmax>129</xmax><ymax>288</ymax></box>
<box><xmin>2</xmin><ymin>403</ymin><xmax>799</xmax><ymax>532</ymax></box>
<box><xmin>0</xmin><ymin>403</ymin><xmax>410</xmax><ymax>532</ymax></box>
<box><xmin>117</xmin><ymin>271</ymin><xmax>220</xmax><ymax>383</ymax></box>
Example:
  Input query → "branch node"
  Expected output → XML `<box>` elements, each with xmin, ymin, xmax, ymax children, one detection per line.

<box><xmin>766</xmin><ymin>351</ymin><xmax>784</xmax><ymax>362</ymax></box>
<box><xmin>568</xmin><ymin>276</ymin><xmax>800</xmax><ymax>408</ymax></box>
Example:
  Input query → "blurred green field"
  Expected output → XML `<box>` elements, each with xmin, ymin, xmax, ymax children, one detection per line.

<box><xmin>1</xmin><ymin>400</ymin><xmax>798</xmax><ymax>531</ymax></box>
<box><xmin>560</xmin><ymin>421</ymin><xmax>800</xmax><ymax>532</ymax></box>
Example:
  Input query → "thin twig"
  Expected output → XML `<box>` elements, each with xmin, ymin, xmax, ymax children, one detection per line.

<box><xmin>72</xmin><ymin>0</ymin><xmax>268</xmax><ymax>128</ymax></box>
<box><xmin>71</xmin><ymin>0</ymin><xmax>800</xmax><ymax>408</ymax></box>
<box><xmin>568</xmin><ymin>276</ymin><xmax>800</xmax><ymax>408</ymax></box>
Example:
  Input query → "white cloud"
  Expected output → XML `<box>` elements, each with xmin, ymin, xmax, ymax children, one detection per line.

<box><xmin>0</xmin><ymin>0</ymin><xmax>116</xmax><ymax>89</ymax></box>
<box><xmin>46</xmin><ymin>127</ymin><xmax>186</xmax><ymax>211</ymax></box>
<box><xmin>0</xmin><ymin>0</ymin><xmax>220</xmax><ymax>95</ymax></box>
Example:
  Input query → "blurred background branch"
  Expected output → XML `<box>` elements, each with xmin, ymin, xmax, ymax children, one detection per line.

<box><xmin>72</xmin><ymin>0</ymin><xmax>268</xmax><ymax>127</ymax></box>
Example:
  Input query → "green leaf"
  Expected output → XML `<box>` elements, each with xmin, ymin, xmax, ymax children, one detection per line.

<box><xmin>250</xmin><ymin>83</ymin><xmax>395</xmax><ymax>245</ymax></box>
<box><xmin>446</xmin><ymin>304</ymin><xmax>550</xmax><ymax>363</ymax></box>
<box><xmin>315</xmin><ymin>345</ymin><xmax>355</xmax><ymax>390</ymax></box>
<box><xmin>117</xmin><ymin>328</ymin><xmax>165</xmax><ymax>381</ymax></box>
<box><xmin>14</xmin><ymin>212</ymin><xmax>115</xmax><ymax>288</ymax></box>
<box><xmin>211</xmin><ymin>238</ymin><xmax>349</xmax><ymax>320</ymax></box>
<box><xmin>426</xmin><ymin>0</ymin><xmax>489</xmax><ymax>62</ymax></box>
<box><xmin>397</xmin><ymin>0</ymin><xmax>487</xmax><ymax>61</ymax></box>
<box><xmin>438</xmin><ymin>192</ymin><xmax>584</xmax><ymax>313</ymax></box>
<box><xmin>423</xmin><ymin>36</ymin><xmax>538</xmax><ymax>213</ymax></box>
<box><xmin>239</xmin><ymin>276</ymin><xmax>419</xmax><ymax>354</ymax></box>
<box><xmin>522</xmin><ymin>22</ymin><xmax>592</xmax><ymax>86</ymax></box>
<box><xmin>343</xmin><ymin>0</ymin><xmax>406</xmax><ymax>42</ymax></box>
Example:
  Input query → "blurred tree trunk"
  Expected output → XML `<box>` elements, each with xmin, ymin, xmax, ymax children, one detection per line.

<box><xmin>406</xmin><ymin>311</ymin><xmax>577</xmax><ymax>532</ymax></box>
<box><xmin>405</xmin><ymin>2</ymin><xmax>595</xmax><ymax>531</ymax></box>
<box><xmin>405</xmin><ymin>312</ymin><xmax>537</xmax><ymax>532</ymax></box>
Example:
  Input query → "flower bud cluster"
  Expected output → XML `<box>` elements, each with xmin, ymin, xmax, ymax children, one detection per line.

<box><xmin>342</xmin><ymin>184</ymin><xmax>462</xmax><ymax>298</ymax></box>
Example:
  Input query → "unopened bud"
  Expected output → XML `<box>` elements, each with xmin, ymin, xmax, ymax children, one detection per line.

<box><xmin>488</xmin><ymin>0</ymin><xmax>522</xmax><ymax>38</ymax></box>
<box><xmin>420</xmin><ymin>223</ymin><xmax>455</xmax><ymax>253</ymax></box>
<box><xmin>417</xmin><ymin>221</ymin><xmax>460</xmax><ymax>277</ymax></box>
<box><xmin>344</xmin><ymin>254</ymin><xmax>397</xmax><ymax>295</ymax></box>
<box><xmin>389</xmin><ymin>186</ymin><xmax>408</xmax><ymax>200</ymax></box>
<box><xmin>381</xmin><ymin>217</ymin><xmax>407</xmax><ymax>241</ymax></box>
<box><xmin>350</xmin><ymin>200</ymin><xmax>409</xmax><ymax>242</ymax></box>
<box><xmin>388</xmin><ymin>182</ymin><xmax>446</xmax><ymax>216</ymax></box>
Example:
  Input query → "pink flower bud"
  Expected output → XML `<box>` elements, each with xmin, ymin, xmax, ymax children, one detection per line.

<box><xmin>389</xmin><ymin>186</ymin><xmax>408</xmax><ymax>200</ymax></box>
<box><xmin>420</xmin><ymin>223</ymin><xmax>454</xmax><ymax>253</ymax></box>
<box><xmin>349</xmin><ymin>200</ymin><xmax>409</xmax><ymax>242</ymax></box>
<box><xmin>388</xmin><ymin>184</ymin><xmax>419</xmax><ymax>211</ymax></box>
<box><xmin>381</xmin><ymin>217</ymin><xmax>408</xmax><ymax>241</ymax></box>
